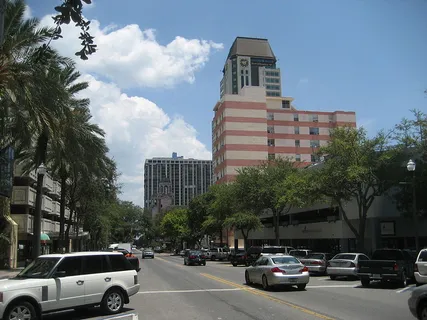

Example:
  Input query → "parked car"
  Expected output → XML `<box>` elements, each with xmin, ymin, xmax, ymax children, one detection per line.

<box><xmin>107</xmin><ymin>248</ymin><xmax>140</xmax><ymax>272</ymax></box>
<box><xmin>229</xmin><ymin>248</ymin><xmax>247</xmax><ymax>266</ymax></box>
<box><xmin>245</xmin><ymin>246</ymin><xmax>295</xmax><ymax>266</ymax></box>
<box><xmin>299</xmin><ymin>253</ymin><xmax>334</xmax><ymax>275</ymax></box>
<box><xmin>0</xmin><ymin>252</ymin><xmax>140</xmax><ymax>320</ymax></box>
<box><xmin>184</xmin><ymin>250</ymin><xmax>207</xmax><ymax>266</ymax></box>
<box><xmin>142</xmin><ymin>249</ymin><xmax>155</xmax><ymax>259</ymax></box>
<box><xmin>408</xmin><ymin>283</ymin><xmax>427</xmax><ymax>319</ymax></box>
<box><xmin>206</xmin><ymin>247</ymin><xmax>229</xmax><ymax>261</ymax></box>
<box><xmin>327</xmin><ymin>253</ymin><xmax>370</xmax><ymax>279</ymax></box>
<box><xmin>289</xmin><ymin>249</ymin><xmax>312</xmax><ymax>259</ymax></box>
<box><xmin>357</xmin><ymin>248</ymin><xmax>415</xmax><ymax>287</ymax></box>
<box><xmin>245</xmin><ymin>255</ymin><xmax>309</xmax><ymax>291</ymax></box>
<box><xmin>415</xmin><ymin>248</ymin><xmax>427</xmax><ymax>287</ymax></box>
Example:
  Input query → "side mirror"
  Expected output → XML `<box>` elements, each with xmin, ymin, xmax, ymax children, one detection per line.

<box><xmin>53</xmin><ymin>270</ymin><xmax>66</xmax><ymax>278</ymax></box>
<box><xmin>136</xmin><ymin>268</ymin><xmax>141</xmax><ymax>272</ymax></box>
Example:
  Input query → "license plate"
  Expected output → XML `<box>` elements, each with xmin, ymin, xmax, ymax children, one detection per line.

<box><xmin>288</xmin><ymin>278</ymin><xmax>298</xmax><ymax>283</ymax></box>
<box><xmin>372</xmin><ymin>274</ymin><xmax>381</xmax><ymax>279</ymax></box>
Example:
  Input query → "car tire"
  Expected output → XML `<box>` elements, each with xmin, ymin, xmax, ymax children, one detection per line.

<box><xmin>297</xmin><ymin>284</ymin><xmax>306</xmax><ymax>290</ymax></box>
<box><xmin>262</xmin><ymin>275</ymin><xmax>270</xmax><ymax>290</ymax></box>
<box><xmin>245</xmin><ymin>271</ymin><xmax>251</xmax><ymax>285</ymax></box>
<box><xmin>101</xmin><ymin>288</ymin><xmax>125</xmax><ymax>315</ymax></box>
<box><xmin>232</xmin><ymin>262</ymin><xmax>238</xmax><ymax>267</ymax></box>
<box><xmin>4</xmin><ymin>301</ymin><xmax>37</xmax><ymax>320</ymax></box>
<box><xmin>361</xmin><ymin>278</ymin><xmax>370</xmax><ymax>287</ymax></box>
<box><xmin>418</xmin><ymin>301</ymin><xmax>427</xmax><ymax>320</ymax></box>
<box><xmin>184</xmin><ymin>260</ymin><xmax>187</xmax><ymax>265</ymax></box>
<box><xmin>329</xmin><ymin>275</ymin><xmax>337</xmax><ymax>280</ymax></box>
<box><xmin>203</xmin><ymin>262</ymin><xmax>206</xmax><ymax>266</ymax></box>
<box><xmin>399</xmin><ymin>271</ymin><xmax>407</xmax><ymax>288</ymax></box>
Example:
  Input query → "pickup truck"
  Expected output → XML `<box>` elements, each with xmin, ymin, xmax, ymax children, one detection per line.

<box><xmin>357</xmin><ymin>249</ymin><xmax>415</xmax><ymax>287</ymax></box>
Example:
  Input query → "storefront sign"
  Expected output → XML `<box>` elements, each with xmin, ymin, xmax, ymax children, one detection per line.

<box><xmin>380</xmin><ymin>221</ymin><xmax>395</xmax><ymax>236</ymax></box>
<box><xmin>251</xmin><ymin>58</ymin><xmax>275</xmax><ymax>66</ymax></box>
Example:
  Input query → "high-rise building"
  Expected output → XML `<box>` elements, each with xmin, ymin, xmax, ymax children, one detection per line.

<box><xmin>213</xmin><ymin>37</ymin><xmax>356</xmax><ymax>184</ymax></box>
<box><xmin>220</xmin><ymin>37</ymin><xmax>282</xmax><ymax>98</ymax></box>
<box><xmin>144</xmin><ymin>153</ymin><xmax>213</xmax><ymax>212</ymax></box>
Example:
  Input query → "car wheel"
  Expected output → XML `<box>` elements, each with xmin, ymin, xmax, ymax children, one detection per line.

<box><xmin>101</xmin><ymin>288</ymin><xmax>125</xmax><ymax>315</ymax></box>
<box><xmin>184</xmin><ymin>260</ymin><xmax>187</xmax><ymax>265</ymax></box>
<box><xmin>262</xmin><ymin>275</ymin><xmax>270</xmax><ymax>290</ymax></box>
<box><xmin>361</xmin><ymin>278</ymin><xmax>370</xmax><ymax>287</ymax></box>
<box><xmin>418</xmin><ymin>301</ymin><xmax>427</xmax><ymax>320</ymax></box>
<box><xmin>329</xmin><ymin>275</ymin><xmax>336</xmax><ymax>280</ymax></box>
<box><xmin>297</xmin><ymin>283</ymin><xmax>306</xmax><ymax>290</ymax></box>
<box><xmin>4</xmin><ymin>301</ymin><xmax>37</xmax><ymax>320</ymax></box>
<box><xmin>211</xmin><ymin>256</ymin><xmax>216</xmax><ymax>261</ymax></box>
<box><xmin>245</xmin><ymin>271</ymin><xmax>251</xmax><ymax>285</ymax></box>
<box><xmin>399</xmin><ymin>271</ymin><xmax>407</xmax><ymax>288</ymax></box>
<box><xmin>203</xmin><ymin>262</ymin><xmax>206</xmax><ymax>266</ymax></box>
<box><xmin>232</xmin><ymin>262</ymin><xmax>238</xmax><ymax>267</ymax></box>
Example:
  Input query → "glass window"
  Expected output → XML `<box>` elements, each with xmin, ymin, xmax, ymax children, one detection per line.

<box><xmin>282</xmin><ymin>100</ymin><xmax>290</xmax><ymax>109</ymax></box>
<box><xmin>267</xmin><ymin>139</ymin><xmax>275</xmax><ymax>146</ymax></box>
<box><xmin>109</xmin><ymin>254</ymin><xmax>134</xmax><ymax>272</ymax></box>
<box><xmin>271</xmin><ymin>257</ymin><xmax>300</xmax><ymax>265</ymax></box>
<box><xmin>310</xmin><ymin>140</ymin><xmax>320</xmax><ymax>148</ymax></box>
<box><xmin>267</xmin><ymin>126</ymin><xmax>274</xmax><ymax>133</ymax></box>
<box><xmin>306</xmin><ymin>253</ymin><xmax>326</xmax><ymax>260</ymax></box>
<box><xmin>329</xmin><ymin>114</ymin><xmax>334</xmax><ymax>122</ymax></box>
<box><xmin>295</xmin><ymin>140</ymin><xmax>300</xmax><ymax>147</ymax></box>
<box><xmin>294</xmin><ymin>127</ymin><xmax>300</xmax><ymax>134</ymax></box>
<box><xmin>309</xmin><ymin>127</ymin><xmax>319</xmax><ymax>135</ymax></box>
<box><xmin>293</xmin><ymin>114</ymin><xmax>299</xmax><ymax>121</ymax></box>
<box><xmin>83</xmin><ymin>255</ymin><xmax>108</xmax><ymax>274</ymax></box>
<box><xmin>267</xmin><ymin>113</ymin><xmax>274</xmax><ymax>120</ymax></box>
<box><xmin>295</xmin><ymin>154</ymin><xmax>301</xmax><ymax>162</ymax></box>
<box><xmin>310</xmin><ymin>114</ymin><xmax>319</xmax><ymax>122</ymax></box>
<box><xmin>17</xmin><ymin>257</ymin><xmax>60</xmax><ymax>279</ymax></box>
<box><xmin>418</xmin><ymin>251</ymin><xmax>427</xmax><ymax>262</ymax></box>
<box><xmin>56</xmin><ymin>257</ymin><xmax>82</xmax><ymax>277</ymax></box>
<box><xmin>334</xmin><ymin>254</ymin><xmax>356</xmax><ymax>260</ymax></box>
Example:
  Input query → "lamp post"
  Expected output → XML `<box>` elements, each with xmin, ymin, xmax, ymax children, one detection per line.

<box><xmin>406</xmin><ymin>159</ymin><xmax>419</xmax><ymax>252</ymax></box>
<box><xmin>32</xmin><ymin>163</ymin><xmax>47</xmax><ymax>259</ymax></box>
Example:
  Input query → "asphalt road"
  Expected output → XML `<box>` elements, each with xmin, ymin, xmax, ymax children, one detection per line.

<box><xmin>44</xmin><ymin>254</ymin><xmax>416</xmax><ymax>320</ymax></box>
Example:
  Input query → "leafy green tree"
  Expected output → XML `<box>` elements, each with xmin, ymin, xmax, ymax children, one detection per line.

<box><xmin>314</xmin><ymin>127</ymin><xmax>393</xmax><ymax>252</ymax></box>
<box><xmin>187</xmin><ymin>193</ymin><xmax>213</xmax><ymax>246</ymax></box>
<box><xmin>160</xmin><ymin>208</ymin><xmax>190</xmax><ymax>248</ymax></box>
<box><xmin>235</xmin><ymin>158</ymin><xmax>297</xmax><ymax>245</ymax></box>
<box><xmin>223</xmin><ymin>211</ymin><xmax>262</xmax><ymax>250</ymax></box>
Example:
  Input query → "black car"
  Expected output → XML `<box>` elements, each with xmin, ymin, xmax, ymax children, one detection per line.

<box><xmin>229</xmin><ymin>249</ymin><xmax>247</xmax><ymax>266</ymax></box>
<box><xmin>184</xmin><ymin>250</ymin><xmax>207</xmax><ymax>266</ymax></box>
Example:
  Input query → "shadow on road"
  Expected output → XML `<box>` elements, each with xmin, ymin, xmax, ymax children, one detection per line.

<box><xmin>43</xmin><ymin>307</ymin><xmax>134</xmax><ymax>320</ymax></box>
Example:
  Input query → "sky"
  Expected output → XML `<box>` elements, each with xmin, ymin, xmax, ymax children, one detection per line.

<box><xmin>26</xmin><ymin>0</ymin><xmax>427</xmax><ymax>206</ymax></box>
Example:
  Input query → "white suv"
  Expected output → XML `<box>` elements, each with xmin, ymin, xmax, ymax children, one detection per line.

<box><xmin>415</xmin><ymin>248</ymin><xmax>427</xmax><ymax>286</ymax></box>
<box><xmin>0</xmin><ymin>251</ymin><xmax>140</xmax><ymax>320</ymax></box>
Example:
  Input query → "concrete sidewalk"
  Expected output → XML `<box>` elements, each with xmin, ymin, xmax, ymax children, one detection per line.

<box><xmin>0</xmin><ymin>269</ymin><xmax>22</xmax><ymax>280</ymax></box>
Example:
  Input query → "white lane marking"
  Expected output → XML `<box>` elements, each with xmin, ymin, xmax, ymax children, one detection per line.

<box><xmin>137</xmin><ymin>288</ymin><xmax>243</xmax><ymax>294</ymax></box>
<box><xmin>307</xmin><ymin>285</ymin><xmax>358</xmax><ymax>288</ymax></box>
<box><xmin>396</xmin><ymin>285</ymin><xmax>415</xmax><ymax>293</ymax></box>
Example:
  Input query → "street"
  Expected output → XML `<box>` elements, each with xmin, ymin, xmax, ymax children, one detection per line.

<box><xmin>40</xmin><ymin>253</ymin><xmax>416</xmax><ymax>320</ymax></box>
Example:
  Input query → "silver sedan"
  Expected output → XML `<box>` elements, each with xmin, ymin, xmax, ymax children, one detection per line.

<box><xmin>245</xmin><ymin>255</ymin><xmax>310</xmax><ymax>291</ymax></box>
<box><xmin>327</xmin><ymin>253</ymin><xmax>370</xmax><ymax>279</ymax></box>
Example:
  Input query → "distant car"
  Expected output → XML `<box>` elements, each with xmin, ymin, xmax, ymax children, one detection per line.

<box><xmin>408</xmin><ymin>283</ymin><xmax>427</xmax><ymax>319</ymax></box>
<box><xmin>245</xmin><ymin>255</ymin><xmax>309</xmax><ymax>291</ymax></box>
<box><xmin>184</xmin><ymin>250</ymin><xmax>207</xmax><ymax>266</ymax></box>
<box><xmin>106</xmin><ymin>248</ymin><xmax>140</xmax><ymax>272</ymax></box>
<box><xmin>289</xmin><ymin>249</ymin><xmax>312</xmax><ymax>259</ymax></box>
<box><xmin>299</xmin><ymin>253</ymin><xmax>334</xmax><ymax>275</ymax></box>
<box><xmin>327</xmin><ymin>253</ymin><xmax>370</xmax><ymax>279</ymax></box>
<box><xmin>142</xmin><ymin>249</ymin><xmax>154</xmax><ymax>259</ymax></box>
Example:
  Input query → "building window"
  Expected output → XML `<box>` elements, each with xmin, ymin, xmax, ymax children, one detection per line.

<box><xmin>294</xmin><ymin>114</ymin><xmax>299</xmax><ymax>121</ymax></box>
<box><xmin>310</xmin><ymin>140</ymin><xmax>320</xmax><ymax>148</ymax></box>
<box><xmin>267</xmin><ymin>112</ymin><xmax>274</xmax><ymax>120</ymax></box>
<box><xmin>295</xmin><ymin>140</ymin><xmax>300</xmax><ymax>147</ymax></box>
<box><xmin>309</xmin><ymin>127</ymin><xmax>319</xmax><ymax>135</ymax></box>
<box><xmin>311</xmin><ymin>154</ymin><xmax>320</xmax><ymax>163</ymax></box>
<box><xmin>282</xmin><ymin>100</ymin><xmax>290</xmax><ymax>109</ymax></box>
<box><xmin>268</xmin><ymin>154</ymin><xmax>275</xmax><ymax>160</ymax></box>
<box><xmin>294</xmin><ymin>127</ymin><xmax>300</xmax><ymax>134</ymax></box>
<box><xmin>310</xmin><ymin>114</ymin><xmax>319</xmax><ymax>122</ymax></box>
<box><xmin>267</xmin><ymin>139</ymin><xmax>275</xmax><ymax>146</ymax></box>
<box><xmin>295</xmin><ymin>154</ymin><xmax>301</xmax><ymax>162</ymax></box>
<box><xmin>329</xmin><ymin>114</ymin><xmax>334</xmax><ymax>123</ymax></box>
<box><xmin>267</xmin><ymin>126</ymin><xmax>274</xmax><ymax>133</ymax></box>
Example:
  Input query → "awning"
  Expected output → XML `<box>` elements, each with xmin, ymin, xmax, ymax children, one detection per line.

<box><xmin>40</xmin><ymin>233</ymin><xmax>50</xmax><ymax>241</ymax></box>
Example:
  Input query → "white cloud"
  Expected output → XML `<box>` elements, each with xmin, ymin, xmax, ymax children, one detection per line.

<box><xmin>23</xmin><ymin>5</ymin><xmax>32</xmax><ymax>20</ymax></box>
<box><xmin>39</xmin><ymin>15</ymin><xmax>223</xmax><ymax>89</ymax></box>
<box><xmin>80</xmin><ymin>75</ymin><xmax>212</xmax><ymax>206</ymax></box>
<box><xmin>36</xmin><ymin>11</ymin><xmax>220</xmax><ymax>206</ymax></box>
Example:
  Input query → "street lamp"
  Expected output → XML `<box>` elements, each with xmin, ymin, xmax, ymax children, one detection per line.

<box><xmin>406</xmin><ymin>159</ymin><xmax>419</xmax><ymax>252</ymax></box>
<box><xmin>32</xmin><ymin>163</ymin><xmax>47</xmax><ymax>259</ymax></box>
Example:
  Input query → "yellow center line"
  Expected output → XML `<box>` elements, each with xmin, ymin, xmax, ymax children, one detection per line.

<box><xmin>153</xmin><ymin>257</ymin><xmax>185</xmax><ymax>268</ymax></box>
<box><xmin>200</xmin><ymin>273</ymin><xmax>336</xmax><ymax>320</ymax></box>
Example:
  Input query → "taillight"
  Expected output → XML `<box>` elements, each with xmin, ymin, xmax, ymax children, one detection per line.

<box><xmin>349</xmin><ymin>262</ymin><xmax>356</xmax><ymax>268</ymax></box>
<box><xmin>393</xmin><ymin>263</ymin><xmax>399</xmax><ymax>271</ymax></box>
<box><xmin>300</xmin><ymin>266</ymin><xmax>309</xmax><ymax>273</ymax></box>
<box><xmin>189</xmin><ymin>255</ymin><xmax>196</xmax><ymax>259</ymax></box>
<box><xmin>271</xmin><ymin>267</ymin><xmax>283</xmax><ymax>273</ymax></box>
<box><xmin>414</xmin><ymin>264</ymin><xmax>418</xmax><ymax>272</ymax></box>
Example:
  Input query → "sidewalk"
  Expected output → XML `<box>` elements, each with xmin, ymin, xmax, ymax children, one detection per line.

<box><xmin>0</xmin><ymin>268</ymin><xmax>22</xmax><ymax>280</ymax></box>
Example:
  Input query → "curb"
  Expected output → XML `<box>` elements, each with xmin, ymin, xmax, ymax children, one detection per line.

<box><xmin>102</xmin><ymin>313</ymin><xmax>138</xmax><ymax>320</ymax></box>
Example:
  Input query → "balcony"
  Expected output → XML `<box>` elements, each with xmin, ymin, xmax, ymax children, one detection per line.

<box><xmin>52</xmin><ymin>181</ymin><xmax>62</xmax><ymax>198</ymax></box>
<box><xmin>65</xmin><ymin>207</ymin><xmax>70</xmax><ymax>219</ymax></box>
<box><xmin>42</xmin><ymin>218</ymin><xmax>55</xmax><ymax>233</ymax></box>
<box><xmin>54</xmin><ymin>221</ymin><xmax>60</xmax><ymax>233</ymax></box>
<box><xmin>11</xmin><ymin>214</ymin><xmax>34</xmax><ymax>234</ymax></box>
<box><xmin>11</xmin><ymin>186</ymin><xmax>36</xmax><ymax>206</ymax></box>
<box><xmin>14</xmin><ymin>163</ymin><xmax>37</xmax><ymax>181</ymax></box>
<box><xmin>51</xmin><ymin>201</ymin><xmax>60</xmax><ymax>216</ymax></box>
<box><xmin>43</xmin><ymin>174</ymin><xmax>54</xmax><ymax>192</ymax></box>
<box><xmin>42</xmin><ymin>195</ymin><xmax>53</xmax><ymax>214</ymax></box>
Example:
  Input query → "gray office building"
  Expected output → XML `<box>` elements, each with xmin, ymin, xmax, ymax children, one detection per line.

<box><xmin>144</xmin><ymin>153</ymin><xmax>213</xmax><ymax>210</ymax></box>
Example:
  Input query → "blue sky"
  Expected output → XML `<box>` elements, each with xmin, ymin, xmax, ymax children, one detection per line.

<box><xmin>27</xmin><ymin>0</ymin><xmax>427</xmax><ymax>205</ymax></box>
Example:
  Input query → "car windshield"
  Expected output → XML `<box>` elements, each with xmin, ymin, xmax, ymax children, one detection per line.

<box><xmin>272</xmin><ymin>257</ymin><xmax>300</xmax><ymax>265</ymax></box>
<box><xmin>334</xmin><ymin>254</ymin><xmax>356</xmax><ymax>260</ymax></box>
<box><xmin>306</xmin><ymin>254</ymin><xmax>325</xmax><ymax>260</ymax></box>
<box><xmin>190</xmin><ymin>251</ymin><xmax>201</xmax><ymax>255</ymax></box>
<box><xmin>16</xmin><ymin>257</ymin><xmax>60</xmax><ymax>278</ymax></box>
<box><xmin>290</xmin><ymin>250</ymin><xmax>308</xmax><ymax>257</ymax></box>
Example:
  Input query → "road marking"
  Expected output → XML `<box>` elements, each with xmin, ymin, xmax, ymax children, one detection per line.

<box><xmin>307</xmin><ymin>285</ymin><xmax>358</xmax><ymax>288</ymax></box>
<box><xmin>138</xmin><ymin>288</ymin><xmax>242</xmax><ymax>294</ymax></box>
<box><xmin>200</xmin><ymin>273</ymin><xmax>336</xmax><ymax>320</ymax></box>
<box><xmin>396</xmin><ymin>285</ymin><xmax>415</xmax><ymax>293</ymax></box>
<box><xmin>155</xmin><ymin>257</ymin><xmax>185</xmax><ymax>268</ymax></box>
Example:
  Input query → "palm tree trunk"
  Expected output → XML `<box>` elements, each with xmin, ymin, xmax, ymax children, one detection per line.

<box><xmin>59</xmin><ymin>176</ymin><xmax>67</xmax><ymax>251</ymax></box>
<box><xmin>64</xmin><ymin>208</ymin><xmax>74</xmax><ymax>252</ymax></box>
